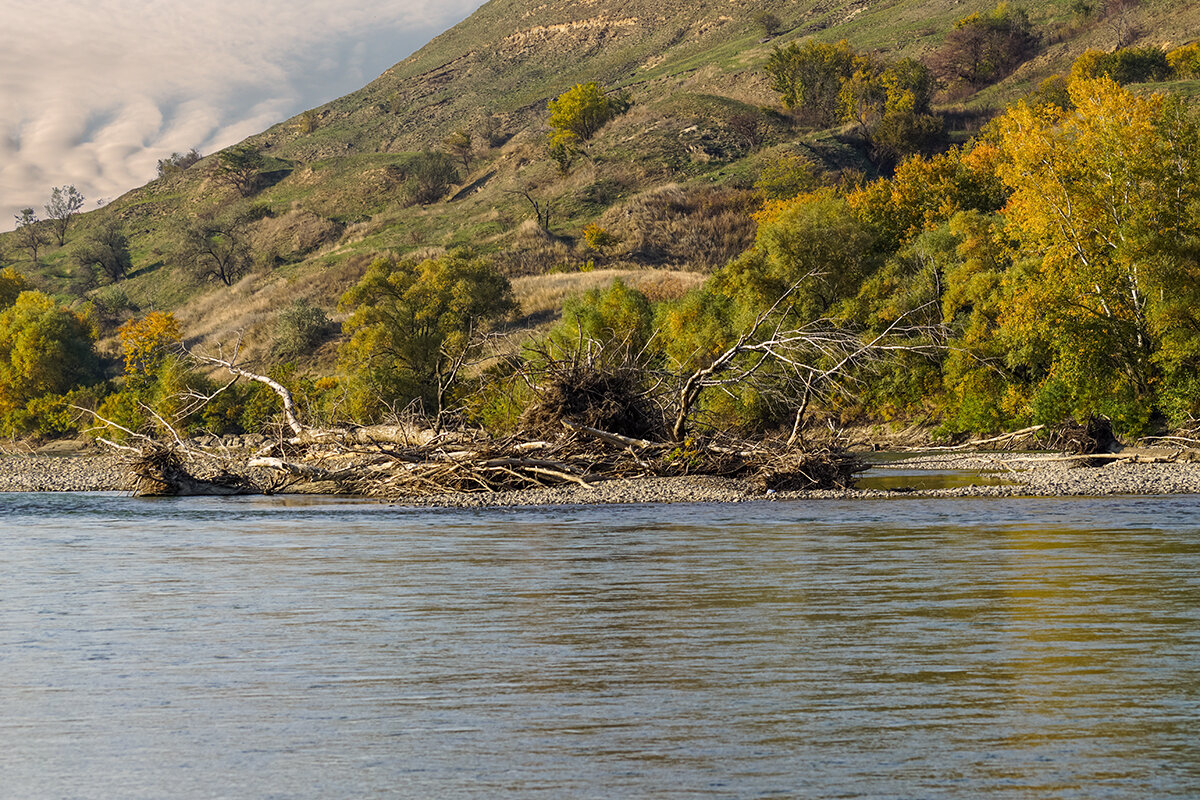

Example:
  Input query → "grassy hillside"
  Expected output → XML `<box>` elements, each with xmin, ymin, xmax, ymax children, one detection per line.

<box><xmin>5</xmin><ymin>0</ymin><xmax>1200</xmax><ymax>365</ymax></box>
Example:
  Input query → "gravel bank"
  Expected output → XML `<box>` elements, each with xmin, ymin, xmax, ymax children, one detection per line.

<box><xmin>4</xmin><ymin>450</ymin><xmax>1200</xmax><ymax>502</ymax></box>
<box><xmin>0</xmin><ymin>455</ymin><xmax>131</xmax><ymax>493</ymax></box>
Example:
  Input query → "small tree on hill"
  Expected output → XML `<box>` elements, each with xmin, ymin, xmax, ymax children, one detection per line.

<box><xmin>931</xmin><ymin>3</ymin><xmax>1040</xmax><ymax>89</ymax></box>
<box><xmin>13</xmin><ymin>208</ymin><xmax>47</xmax><ymax>262</ymax></box>
<box><xmin>443</xmin><ymin>129</ymin><xmax>474</xmax><ymax>172</ymax></box>
<box><xmin>178</xmin><ymin>215</ymin><xmax>253</xmax><ymax>287</ymax></box>
<box><xmin>765</xmin><ymin>39</ymin><xmax>857</xmax><ymax>126</ymax></box>
<box><xmin>404</xmin><ymin>151</ymin><xmax>460</xmax><ymax>205</ymax></box>
<box><xmin>548</xmin><ymin>82</ymin><xmax>629</xmax><ymax>143</ymax></box>
<box><xmin>45</xmin><ymin>185</ymin><xmax>84</xmax><ymax>246</ymax></box>
<box><xmin>216</xmin><ymin>145</ymin><xmax>264</xmax><ymax>197</ymax></box>
<box><xmin>73</xmin><ymin>219</ymin><xmax>133</xmax><ymax>283</ymax></box>
<box><xmin>157</xmin><ymin>149</ymin><xmax>202</xmax><ymax>178</ymax></box>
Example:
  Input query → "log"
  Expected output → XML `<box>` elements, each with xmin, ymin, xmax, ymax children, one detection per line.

<box><xmin>561</xmin><ymin>419</ymin><xmax>660</xmax><ymax>450</ymax></box>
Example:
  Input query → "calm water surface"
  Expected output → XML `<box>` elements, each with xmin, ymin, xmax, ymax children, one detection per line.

<box><xmin>1</xmin><ymin>493</ymin><xmax>1198</xmax><ymax>799</ymax></box>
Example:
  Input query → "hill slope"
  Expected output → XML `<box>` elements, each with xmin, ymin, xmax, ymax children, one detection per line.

<box><xmin>6</xmin><ymin>0</ymin><xmax>1200</xmax><ymax>362</ymax></box>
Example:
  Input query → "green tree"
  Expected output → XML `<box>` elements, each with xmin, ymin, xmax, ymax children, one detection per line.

<box><xmin>178</xmin><ymin>214</ymin><xmax>253</xmax><ymax>286</ymax></box>
<box><xmin>216</xmin><ymin>145</ymin><xmax>264</xmax><ymax>197</ymax></box>
<box><xmin>339</xmin><ymin>249</ymin><xmax>516</xmax><ymax>419</ymax></box>
<box><xmin>297</xmin><ymin>109</ymin><xmax>319</xmax><ymax>134</ymax></box>
<box><xmin>548</xmin><ymin>82</ymin><xmax>628</xmax><ymax>143</ymax></box>
<box><xmin>0</xmin><ymin>291</ymin><xmax>100</xmax><ymax>420</ymax></box>
<box><xmin>719</xmin><ymin>190</ymin><xmax>878</xmax><ymax>324</ymax></box>
<box><xmin>551</xmin><ymin>279</ymin><xmax>654</xmax><ymax>356</ymax></box>
<box><xmin>1071</xmin><ymin>46</ymin><xmax>1171</xmax><ymax>85</ymax></box>
<box><xmin>765</xmin><ymin>39</ymin><xmax>856</xmax><ymax>125</ymax></box>
<box><xmin>273</xmin><ymin>299</ymin><xmax>331</xmax><ymax>360</ymax></box>
<box><xmin>73</xmin><ymin>219</ymin><xmax>133</xmax><ymax>283</ymax></box>
<box><xmin>13</xmin><ymin>208</ymin><xmax>47</xmax><ymax>262</ymax></box>
<box><xmin>44</xmin><ymin>185</ymin><xmax>84</xmax><ymax>247</ymax></box>
<box><xmin>443</xmin><ymin>129</ymin><xmax>474</xmax><ymax>172</ymax></box>
<box><xmin>755</xmin><ymin>152</ymin><xmax>820</xmax><ymax>201</ymax></box>
<box><xmin>156</xmin><ymin>148</ymin><xmax>202</xmax><ymax>178</ymax></box>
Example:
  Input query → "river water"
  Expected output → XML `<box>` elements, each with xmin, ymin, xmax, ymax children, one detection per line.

<box><xmin>1</xmin><ymin>493</ymin><xmax>1198</xmax><ymax>799</ymax></box>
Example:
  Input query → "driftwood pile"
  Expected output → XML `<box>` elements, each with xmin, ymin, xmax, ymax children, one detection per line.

<box><xmin>122</xmin><ymin>419</ymin><xmax>867</xmax><ymax>499</ymax></box>
<box><xmin>128</xmin><ymin>444</ymin><xmax>257</xmax><ymax>497</ymax></box>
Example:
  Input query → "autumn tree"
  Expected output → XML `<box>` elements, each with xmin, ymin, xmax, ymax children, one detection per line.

<box><xmin>0</xmin><ymin>291</ymin><xmax>100</xmax><ymax>419</ymax></box>
<box><xmin>1168</xmin><ymin>43</ymin><xmax>1200</xmax><ymax>78</ymax></box>
<box><xmin>839</xmin><ymin>56</ymin><xmax>943</xmax><ymax>164</ymax></box>
<box><xmin>548</xmin><ymin>82</ymin><xmax>630</xmax><ymax>147</ymax></box>
<box><xmin>931</xmin><ymin>3</ymin><xmax>1040</xmax><ymax>89</ymax></box>
<box><xmin>995</xmin><ymin>77</ymin><xmax>1200</xmax><ymax>427</ymax></box>
<box><xmin>117</xmin><ymin>311</ymin><xmax>182</xmax><ymax>383</ymax></box>
<box><xmin>338</xmin><ymin>248</ymin><xmax>516</xmax><ymax>420</ymax></box>
<box><xmin>0</xmin><ymin>267</ymin><xmax>29</xmax><ymax>309</ymax></box>
<box><xmin>44</xmin><ymin>186</ymin><xmax>85</xmax><ymax>247</ymax></box>
<box><xmin>582</xmin><ymin>223</ymin><xmax>620</xmax><ymax>256</ymax></box>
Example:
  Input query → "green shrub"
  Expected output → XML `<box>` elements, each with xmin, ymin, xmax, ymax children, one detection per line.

<box><xmin>273</xmin><ymin>300</ymin><xmax>332</xmax><ymax>360</ymax></box>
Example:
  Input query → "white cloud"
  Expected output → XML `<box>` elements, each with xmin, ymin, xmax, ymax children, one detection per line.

<box><xmin>0</xmin><ymin>0</ymin><xmax>485</xmax><ymax>226</ymax></box>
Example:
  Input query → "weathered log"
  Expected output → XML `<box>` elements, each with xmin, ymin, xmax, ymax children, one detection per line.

<box><xmin>561</xmin><ymin>419</ymin><xmax>660</xmax><ymax>450</ymax></box>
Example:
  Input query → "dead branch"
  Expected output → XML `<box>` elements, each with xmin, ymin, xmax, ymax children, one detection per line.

<box><xmin>186</xmin><ymin>337</ymin><xmax>307</xmax><ymax>438</ymax></box>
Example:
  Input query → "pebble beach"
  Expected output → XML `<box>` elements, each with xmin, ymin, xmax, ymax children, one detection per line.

<box><xmin>4</xmin><ymin>449</ymin><xmax>1200</xmax><ymax>503</ymax></box>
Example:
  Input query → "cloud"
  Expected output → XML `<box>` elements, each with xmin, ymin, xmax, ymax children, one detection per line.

<box><xmin>0</xmin><ymin>0</ymin><xmax>485</xmax><ymax>226</ymax></box>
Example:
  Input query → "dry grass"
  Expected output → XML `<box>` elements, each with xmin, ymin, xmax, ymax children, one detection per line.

<box><xmin>250</xmin><ymin>209</ymin><xmax>342</xmax><ymax>263</ymax></box>
<box><xmin>598</xmin><ymin>183</ymin><xmax>758</xmax><ymax>270</ymax></box>
<box><xmin>513</xmin><ymin>268</ymin><xmax>705</xmax><ymax>320</ymax></box>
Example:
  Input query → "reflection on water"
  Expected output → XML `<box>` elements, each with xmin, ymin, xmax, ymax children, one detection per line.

<box><xmin>1</xmin><ymin>494</ymin><xmax>1198</xmax><ymax>799</ymax></box>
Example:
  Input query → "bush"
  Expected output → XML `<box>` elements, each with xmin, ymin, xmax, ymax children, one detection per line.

<box><xmin>1168</xmin><ymin>43</ymin><xmax>1200</xmax><ymax>78</ymax></box>
<box><xmin>403</xmin><ymin>151</ymin><xmax>459</xmax><ymax>205</ymax></box>
<box><xmin>765</xmin><ymin>39</ymin><xmax>856</xmax><ymax>125</ymax></box>
<box><xmin>338</xmin><ymin>249</ymin><xmax>516</xmax><ymax>420</ymax></box>
<box><xmin>273</xmin><ymin>300</ymin><xmax>332</xmax><ymax>360</ymax></box>
<box><xmin>755</xmin><ymin>153</ymin><xmax>820</xmax><ymax>201</ymax></box>
<box><xmin>156</xmin><ymin>149</ymin><xmax>202</xmax><ymax>178</ymax></box>
<box><xmin>1071</xmin><ymin>46</ymin><xmax>1171</xmax><ymax>84</ymax></box>
<box><xmin>931</xmin><ymin>4</ymin><xmax>1040</xmax><ymax>88</ymax></box>
<box><xmin>598</xmin><ymin>185</ymin><xmax>759</xmax><ymax>270</ymax></box>
<box><xmin>548</xmin><ymin>82</ymin><xmax>630</xmax><ymax>142</ymax></box>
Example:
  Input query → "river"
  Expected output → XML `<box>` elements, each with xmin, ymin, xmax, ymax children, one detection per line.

<box><xmin>1</xmin><ymin>493</ymin><xmax>1198</xmax><ymax>798</ymax></box>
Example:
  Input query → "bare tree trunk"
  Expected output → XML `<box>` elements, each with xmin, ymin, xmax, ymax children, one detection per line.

<box><xmin>188</xmin><ymin>341</ymin><xmax>306</xmax><ymax>437</ymax></box>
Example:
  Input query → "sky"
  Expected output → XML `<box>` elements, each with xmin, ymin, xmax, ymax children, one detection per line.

<box><xmin>0</xmin><ymin>0</ymin><xmax>488</xmax><ymax>227</ymax></box>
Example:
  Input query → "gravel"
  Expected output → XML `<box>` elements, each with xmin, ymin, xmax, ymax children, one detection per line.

<box><xmin>4</xmin><ymin>450</ymin><xmax>1200</xmax><ymax>503</ymax></box>
<box><xmin>0</xmin><ymin>455</ymin><xmax>132</xmax><ymax>493</ymax></box>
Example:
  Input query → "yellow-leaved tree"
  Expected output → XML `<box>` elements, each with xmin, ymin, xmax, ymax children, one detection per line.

<box><xmin>0</xmin><ymin>291</ymin><xmax>100</xmax><ymax>422</ymax></box>
<box><xmin>995</xmin><ymin>76</ymin><xmax>1200</xmax><ymax>428</ymax></box>
<box><xmin>118</xmin><ymin>311</ymin><xmax>182</xmax><ymax>383</ymax></box>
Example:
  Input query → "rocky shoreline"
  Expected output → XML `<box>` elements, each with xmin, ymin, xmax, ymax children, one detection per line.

<box><xmin>4</xmin><ymin>449</ymin><xmax>1200</xmax><ymax>503</ymax></box>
